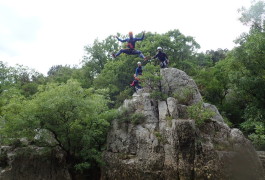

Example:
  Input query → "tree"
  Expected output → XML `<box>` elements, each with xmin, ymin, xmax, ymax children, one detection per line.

<box><xmin>82</xmin><ymin>36</ymin><xmax>118</xmax><ymax>77</ymax></box>
<box><xmin>87</xmin><ymin>30</ymin><xmax>201</xmax><ymax>106</ymax></box>
<box><xmin>93</xmin><ymin>59</ymin><xmax>137</xmax><ymax>107</ymax></box>
<box><xmin>0</xmin><ymin>80</ymin><xmax>115</xmax><ymax>177</ymax></box>
<box><xmin>229</xmin><ymin>30</ymin><xmax>265</xmax><ymax>149</ymax></box>
<box><xmin>47</xmin><ymin>65</ymin><xmax>78</xmax><ymax>83</ymax></box>
<box><xmin>0</xmin><ymin>61</ymin><xmax>12</xmax><ymax>94</ymax></box>
<box><xmin>205</xmin><ymin>48</ymin><xmax>229</xmax><ymax>64</ymax></box>
<box><xmin>239</xmin><ymin>0</ymin><xmax>265</xmax><ymax>31</ymax></box>
<box><xmin>0</xmin><ymin>62</ymin><xmax>45</xmax><ymax>97</ymax></box>
<box><xmin>165</xmin><ymin>29</ymin><xmax>200</xmax><ymax>62</ymax></box>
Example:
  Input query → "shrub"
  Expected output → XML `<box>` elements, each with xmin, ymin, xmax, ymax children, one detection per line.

<box><xmin>173</xmin><ymin>88</ymin><xmax>194</xmax><ymax>105</ymax></box>
<box><xmin>187</xmin><ymin>101</ymin><xmax>215</xmax><ymax>127</ymax></box>
<box><xmin>248</xmin><ymin>124</ymin><xmax>265</xmax><ymax>150</ymax></box>
<box><xmin>130</xmin><ymin>113</ymin><xmax>146</xmax><ymax>125</ymax></box>
<box><xmin>154</xmin><ymin>131</ymin><xmax>167</xmax><ymax>144</ymax></box>
<box><xmin>150</xmin><ymin>91</ymin><xmax>168</xmax><ymax>101</ymax></box>
<box><xmin>140</xmin><ymin>64</ymin><xmax>161</xmax><ymax>91</ymax></box>
<box><xmin>165</xmin><ymin>115</ymin><xmax>173</xmax><ymax>127</ymax></box>
<box><xmin>116</xmin><ymin>107</ymin><xmax>146</xmax><ymax>125</ymax></box>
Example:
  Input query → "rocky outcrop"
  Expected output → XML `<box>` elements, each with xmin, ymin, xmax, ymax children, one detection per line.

<box><xmin>257</xmin><ymin>151</ymin><xmax>265</xmax><ymax>172</ymax></box>
<box><xmin>102</xmin><ymin>68</ymin><xmax>264</xmax><ymax>180</ymax></box>
<box><xmin>0</xmin><ymin>145</ymin><xmax>71</xmax><ymax>180</ymax></box>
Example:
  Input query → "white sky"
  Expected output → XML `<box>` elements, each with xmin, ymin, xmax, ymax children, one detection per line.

<box><xmin>0</xmin><ymin>0</ymin><xmax>251</xmax><ymax>75</ymax></box>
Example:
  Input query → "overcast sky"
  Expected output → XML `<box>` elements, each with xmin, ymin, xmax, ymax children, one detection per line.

<box><xmin>0</xmin><ymin>0</ymin><xmax>251</xmax><ymax>75</ymax></box>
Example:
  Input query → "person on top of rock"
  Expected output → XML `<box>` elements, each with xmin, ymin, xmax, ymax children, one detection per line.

<box><xmin>135</xmin><ymin>61</ymin><xmax>143</xmax><ymax>77</ymax></box>
<box><xmin>112</xmin><ymin>31</ymin><xmax>147</xmax><ymax>60</ymax></box>
<box><xmin>130</xmin><ymin>62</ymin><xmax>143</xmax><ymax>92</ymax></box>
<box><xmin>152</xmin><ymin>47</ymin><xmax>169</xmax><ymax>68</ymax></box>
<box><xmin>130</xmin><ymin>74</ymin><xmax>142</xmax><ymax>91</ymax></box>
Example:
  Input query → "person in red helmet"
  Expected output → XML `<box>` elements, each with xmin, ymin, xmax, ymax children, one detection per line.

<box><xmin>112</xmin><ymin>31</ymin><xmax>147</xmax><ymax>60</ymax></box>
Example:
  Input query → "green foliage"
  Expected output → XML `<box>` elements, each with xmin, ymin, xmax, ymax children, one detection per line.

<box><xmin>190</xmin><ymin>2</ymin><xmax>265</xmax><ymax>148</ymax></box>
<box><xmin>165</xmin><ymin>115</ymin><xmax>173</xmax><ymax>121</ymax></box>
<box><xmin>205</xmin><ymin>48</ymin><xmax>228</xmax><ymax>64</ymax></box>
<box><xmin>239</xmin><ymin>1</ymin><xmax>265</xmax><ymax>31</ymax></box>
<box><xmin>223</xmin><ymin>116</ymin><xmax>233</xmax><ymax>127</ymax></box>
<box><xmin>0</xmin><ymin>62</ymin><xmax>45</xmax><ymax>98</ymax></box>
<box><xmin>173</xmin><ymin>88</ymin><xmax>195</xmax><ymax>105</ymax></box>
<box><xmin>248</xmin><ymin>124</ymin><xmax>265</xmax><ymax>150</ymax></box>
<box><xmin>165</xmin><ymin>115</ymin><xmax>173</xmax><ymax>127</ymax></box>
<box><xmin>0</xmin><ymin>79</ymin><xmax>114</xmax><ymax>173</ymax></box>
<box><xmin>150</xmin><ymin>91</ymin><xmax>168</xmax><ymax>101</ymax></box>
<box><xmin>130</xmin><ymin>113</ymin><xmax>146</xmax><ymax>125</ymax></box>
<box><xmin>83</xmin><ymin>30</ymin><xmax>201</xmax><ymax>106</ymax></box>
<box><xmin>187</xmin><ymin>101</ymin><xmax>215</xmax><ymax>127</ymax></box>
<box><xmin>115</xmin><ymin>87</ymin><xmax>134</xmax><ymax>108</ymax></box>
<box><xmin>165</xmin><ymin>30</ymin><xmax>200</xmax><ymax>62</ymax></box>
<box><xmin>228</xmin><ymin>27</ymin><xmax>265</xmax><ymax>148</ymax></box>
<box><xmin>140</xmin><ymin>63</ymin><xmax>169</xmax><ymax>101</ymax></box>
<box><xmin>0</xmin><ymin>61</ymin><xmax>13</xmax><ymax>94</ymax></box>
<box><xmin>116</xmin><ymin>106</ymin><xmax>146</xmax><ymax>125</ymax></box>
<box><xmin>2</xmin><ymin>15</ymin><xmax>265</xmax><ymax>180</ymax></box>
<box><xmin>154</xmin><ymin>131</ymin><xmax>167</xmax><ymax>144</ymax></box>
<box><xmin>194</xmin><ymin>58</ymin><xmax>231</xmax><ymax>106</ymax></box>
<box><xmin>140</xmin><ymin>63</ymin><xmax>161</xmax><ymax>91</ymax></box>
<box><xmin>116</xmin><ymin>107</ymin><xmax>134</xmax><ymax>124</ymax></box>
<box><xmin>240</xmin><ymin>106</ymin><xmax>265</xmax><ymax>150</ymax></box>
<box><xmin>82</xmin><ymin>36</ymin><xmax>118</xmax><ymax>76</ymax></box>
<box><xmin>47</xmin><ymin>65</ymin><xmax>77</xmax><ymax>83</ymax></box>
<box><xmin>172</xmin><ymin>60</ymin><xmax>199</xmax><ymax>76</ymax></box>
<box><xmin>93</xmin><ymin>59</ymin><xmax>136</xmax><ymax>106</ymax></box>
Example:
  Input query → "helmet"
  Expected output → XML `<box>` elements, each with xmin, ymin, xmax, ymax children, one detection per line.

<box><xmin>137</xmin><ymin>61</ymin><xmax>141</xmax><ymax>65</ymax></box>
<box><xmin>157</xmin><ymin>47</ymin><xmax>162</xmax><ymax>50</ymax></box>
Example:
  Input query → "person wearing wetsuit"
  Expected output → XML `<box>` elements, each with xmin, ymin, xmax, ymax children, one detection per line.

<box><xmin>130</xmin><ymin>75</ymin><xmax>142</xmax><ymax>91</ymax></box>
<box><xmin>135</xmin><ymin>61</ymin><xmax>142</xmax><ymax>77</ymax></box>
<box><xmin>152</xmin><ymin>47</ymin><xmax>169</xmax><ymax>68</ymax></box>
<box><xmin>112</xmin><ymin>31</ymin><xmax>147</xmax><ymax>60</ymax></box>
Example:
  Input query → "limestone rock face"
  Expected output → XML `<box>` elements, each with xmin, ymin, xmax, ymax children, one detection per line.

<box><xmin>257</xmin><ymin>151</ymin><xmax>265</xmax><ymax>173</ymax></box>
<box><xmin>0</xmin><ymin>146</ymin><xmax>71</xmax><ymax>180</ymax></box>
<box><xmin>160</xmin><ymin>68</ymin><xmax>202</xmax><ymax>105</ymax></box>
<box><xmin>102</xmin><ymin>68</ymin><xmax>264</xmax><ymax>180</ymax></box>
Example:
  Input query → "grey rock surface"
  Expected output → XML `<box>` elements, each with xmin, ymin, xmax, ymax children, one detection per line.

<box><xmin>102</xmin><ymin>68</ymin><xmax>264</xmax><ymax>180</ymax></box>
<box><xmin>257</xmin><ymin>151</ymin><xmax>265</xmax><ymax>173</ymax></box>
<box><xmin>0</xmin><ymin>145</ymin><xmax>71</xmax><ymax>180</ymax></box>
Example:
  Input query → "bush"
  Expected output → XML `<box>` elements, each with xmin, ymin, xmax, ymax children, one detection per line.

<box><xmin>150</xmin><ymin>91</ymin><xmax>168</xmax><ymax>101</ymax></box>
<box><xmin>165</xmin><ymin>115</ymin><xmax>173</xmax><ymax>127</ymax></box>
<box><xmin>116</xmin><ymin>106</ymin><xmax>146</xmax><ymax>125</ymax></box>
<box><xmin>187</xmin><ymin>101</ymin><xmax>215</xmax><ymax>127</ymax></box>
<box><xmin>173</xmin><ymin>88</ymin><xmax>194</xmax><ymax>105</ymax></box>
<box><xmin>248</xmin><ymin>124</ymin><xmax>265</xmax><ymax>150</ymax></box>
<box><xmin>130</xmin><ymin>113</ymin><xmax>146</xmax><ymax>125</ymax></box>
<box><xmin>154</xmin><ymin>131</ymin><xmax>167</xmax><ymax>144</ymax></box>
<box><xmin>141</xmin><ymin>64</ymin><xmax>161</xmax><ymax>92</ymax></box>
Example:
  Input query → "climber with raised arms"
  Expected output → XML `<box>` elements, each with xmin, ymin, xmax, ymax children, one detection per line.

<box><xmin>112</xmin><ymin>31</ymin><xmax>148</xmax><ymax>60</ymax></box>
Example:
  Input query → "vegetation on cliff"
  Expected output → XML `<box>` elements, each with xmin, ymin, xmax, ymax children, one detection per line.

<box><xmin>0</xmin><ymin>1</ymin><xmax>264</xmax><ymax>177</ymax></box>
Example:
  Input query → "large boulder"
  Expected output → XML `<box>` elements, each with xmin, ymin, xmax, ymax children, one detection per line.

<box><xmin>102</xmin><ymin>68</ymin><xmax>264</xmax><ymax>180</ymax></box>
<box><xmin>0</xmin><ymin>145</ymin><xmax>71</xmax><ymax>180</ymax></box>
<box><xmin>257</xmin><ymin>151</ymin><xmax>265</xmax><ymax>173</ymax></box>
